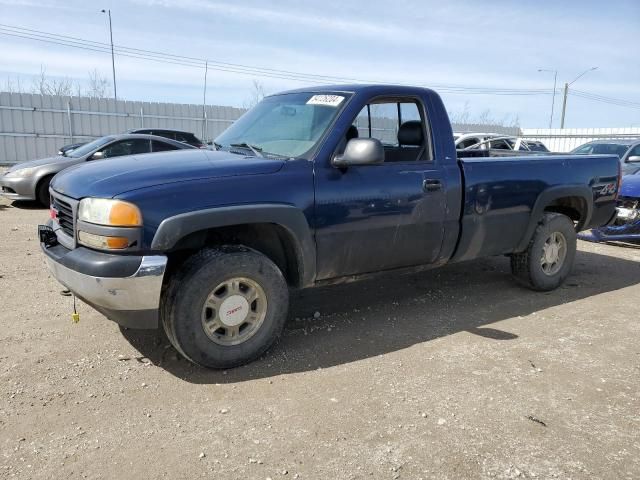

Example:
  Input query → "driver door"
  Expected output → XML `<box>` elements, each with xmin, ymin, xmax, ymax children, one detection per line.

<box><xmin>313</xmin><ymin>98</ymin><xmax>447</xmax><ymax>279</ymax></box>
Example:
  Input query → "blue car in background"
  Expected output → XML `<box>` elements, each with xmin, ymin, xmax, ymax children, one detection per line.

<box><xmin>580</xmin><ymin>173</ymin><xmax>640</xmax><ymax>243</ymax></box>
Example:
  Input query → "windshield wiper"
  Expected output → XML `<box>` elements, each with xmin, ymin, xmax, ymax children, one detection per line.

<box><xmin>229</xmin><ymin>142</ymin><xmax>264</xmax><ymax>157</ymax></box>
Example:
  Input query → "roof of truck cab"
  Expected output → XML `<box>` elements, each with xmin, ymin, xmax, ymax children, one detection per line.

<box><xmin>273</xmin><ymin>84</ymin><xmax>438</xmax><ymax>97</ymax></box>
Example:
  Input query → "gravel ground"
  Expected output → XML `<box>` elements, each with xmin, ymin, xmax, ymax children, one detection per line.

<box><xmin>1</xmin><ymin>194</ymin><xmax>639</xmax><ymax>480</ymax></box>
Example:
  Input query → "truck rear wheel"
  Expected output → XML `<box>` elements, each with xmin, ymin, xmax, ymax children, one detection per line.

<box><xmin>162</xmin><ymin>246</ymin><xmax>289</xmax><ymax>369</ymax></box>
<box><xmin>510</xmin><ymin>212</ymin><xmax>576</xmax><ymax>291</ymax></box>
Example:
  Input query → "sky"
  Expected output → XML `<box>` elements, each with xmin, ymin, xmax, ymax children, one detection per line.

<box><xmin>0</xmin><ymin>0</ymin><xmax>639</xmax><ymax>128</ymax></box>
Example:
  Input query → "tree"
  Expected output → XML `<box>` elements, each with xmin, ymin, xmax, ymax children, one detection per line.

<box><xmin>31</xmin><ymin>66</ymin><xmax>75</xmax><ymax>96</ymax></box>
<box><xmin>449</xmin><ymin>102</ymin><xmax>520</xmax><ymax>129</ymax></box>
<box><xmin>449</xmin><ymin>101</ymin><xmax>471</xmax><ymax>124</ymax></box>
<box><xmin>86</xmin><ymin>69</ymin><xmax>111</xmax><ymax>98</ymax></box>
<box><xmin>3</xmin><ymin>75</ymin><xmax>24</xmax><ymax>94</ymax></box>
<box><xmin>2</xmin><ymin>67</ymin><xmax>112</xmax><ymax>98</ymax></box>
<box><xmin>243</xmin><ymin>80</ymin><xmax>267</xmax><ymax>108</ymax></box>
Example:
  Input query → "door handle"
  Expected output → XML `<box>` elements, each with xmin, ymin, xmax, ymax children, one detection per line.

<box><xmin>422</xmin><ymin>179</ymin><xmax>442</xmax><ymax>192</ymax></box>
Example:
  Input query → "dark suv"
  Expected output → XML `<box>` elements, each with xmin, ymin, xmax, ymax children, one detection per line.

<box><xmin>127</xmin><ymin>129</ymin><xmax>205</xmax><ymax>148</ymax></box>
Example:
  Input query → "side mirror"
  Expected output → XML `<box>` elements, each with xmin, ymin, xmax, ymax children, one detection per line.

<box><xmin>627</xmin><ymin>155</ymin><xmax>640</xmax><ymax>163</ymax></box>
<box><xmin>333</xmin><ymin>138</ymin><xmax>384</xmax><ymax>167</ymax></box>
<box><xmin>90</xmin><ymin>151</ymin><xmax>105</xmax><ymax>160</ymax></box>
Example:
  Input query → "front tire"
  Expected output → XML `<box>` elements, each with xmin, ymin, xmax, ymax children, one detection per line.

<box><xmin>510</xmin><ymin>212</ymin><xmax>577</xmax><ymax>291</ymax></box>
<box><xmin>162</xmin><ymin>247</ymin><xmax>289</xmax><ymax>369</ymax></box>
<box><xmin>36</xmin><ymin>176</ymin><xmax>53</xmax><ymax>207</ymax></box>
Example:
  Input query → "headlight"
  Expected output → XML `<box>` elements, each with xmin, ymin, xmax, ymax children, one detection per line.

<box><xmin>78</xmin><ymin>198</ymin><xmax>142</xmax><ymax>226</ymax></box>
<box><xmin>5</xmin><ymin>167</ymin><xmax>37</xmax><ymax>178</ymax></box>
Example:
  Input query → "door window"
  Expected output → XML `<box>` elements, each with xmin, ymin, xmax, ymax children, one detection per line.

<box><xmin>626</xmin><ymin>144</ymin><xmax>640</xmax><ymax>159</ymax></box>
<box><xmin>152</xmin><ymin>140</ymin><xmax>179</xmax><ymax>152</ymax></box>
<box><xmin>353</xmin><ymin>99</ymin><xmax>430</xmax><ymax>162</ymax></box>
<box><xmin>101</xmin><ymin>139</ymin><xmax>151</xmax><ymax>158</ymax></box>
<box><xmin>488</xmin><ymin>139</ymin><xmax>511</xmax><ymax>150</ymax></box>
<box><xmin>458</xmin><ymin>137</ymin><xmax>480</xmax><ymax>149</ymax></box>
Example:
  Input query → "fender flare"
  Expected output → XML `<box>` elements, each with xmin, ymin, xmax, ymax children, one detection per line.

<box><xmin>151</xmin><ymin>204</ymin><xmax>316</xmax><ymax>287</ymax></box>
<box><xmin>515</xmin><ymin>185</ymin><xmax>593</xmax><ymax>252</ymax></box>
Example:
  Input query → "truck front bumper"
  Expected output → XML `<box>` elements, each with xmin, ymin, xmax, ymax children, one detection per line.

<box><xmin>41</xmin><ymin>242</ymin><xmax>167</xmax><ymax>329</ymax></box>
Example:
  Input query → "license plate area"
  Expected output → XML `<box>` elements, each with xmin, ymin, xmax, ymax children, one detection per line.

<box><xmin>38</xmin><ymin>224</ymin><xmax>59</xmax><ymax>247</ymax></box>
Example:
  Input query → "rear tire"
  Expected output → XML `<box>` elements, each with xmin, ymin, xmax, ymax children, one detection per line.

<box><xmin>510</xmin><ymin>212</ymin><xmax>576</xmax><ymax>291</ymax></box>
<box><xmin>36</xmin><ymin>176</ymin><xmax>53</xmax><ymax>208</ymax></box>
<box><xmin>161</xmin><ymin>246</ymin><xmax>289</xmax><ymax>369</ymax></box>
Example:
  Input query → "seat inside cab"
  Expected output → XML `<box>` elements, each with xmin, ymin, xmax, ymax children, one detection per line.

<box><xmin>384</xmin><ymin>121</ymin><xmax>425</xmax><ymax>162</ymax></box>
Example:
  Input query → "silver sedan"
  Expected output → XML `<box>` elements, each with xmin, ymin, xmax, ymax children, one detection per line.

<box><xmin>0</xmin><ymin>134</ymin><xmax>195</xmax><ymax>206</ymax></box>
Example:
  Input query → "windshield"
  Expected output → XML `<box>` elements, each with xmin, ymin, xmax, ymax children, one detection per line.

<box><xmin>67</xmin><ymin>136</ymin><xmax>114</xmax><ymax>158</ymax></box>
<box><xmin>572</xmin><ymin>142</ymin><xmax>631</xmax><ymax>159</ymax></box>
<box><xmin>214</xmin><ymin>92</ymin><xmax>350</xmax><ymax>158</ymax></box>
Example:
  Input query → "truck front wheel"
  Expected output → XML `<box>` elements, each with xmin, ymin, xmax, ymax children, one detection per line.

<box><xmin>162</xmin><ymin>247</ymin><xmax>289</xmax><ymax>369</ymax></box>
<box><xmin>510</xmin><ymin>212</ymin><xmax>577</xmax><ymax>291</ymax></box>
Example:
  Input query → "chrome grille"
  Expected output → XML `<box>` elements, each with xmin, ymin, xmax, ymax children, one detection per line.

<box><xmin>52</xmin><ymin>197</ymin><xmax>74</xmax><ymax>237</ymax></box>
<box><xmin>50</xmin><ymin>190</ymin><xmax>78</xmax><ymax>249</ymax></box>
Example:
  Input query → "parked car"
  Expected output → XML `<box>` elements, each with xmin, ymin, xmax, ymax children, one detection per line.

<box><xmin>39</xmin><ymin>84</ymin><xmax>620</xmax><ymax>369</ymax></box>
<box><xmin>571</xmin><ymin>139</ymin><xmax>640</xmax><ymax>175</ymax></box>
<box><xmin>523</xmin><ymin>140</ymin><xmax>550</xmax><ymax>152</ymax></box>
<box><xmin>1</xmin><ymin>134</ymin><xmax>195</xmax><ymax>206</ymax></box>
<box><xmin>455</xmin><ymin>133</ymin><xmax>550</xmax><ymax>153</ymax></box>
<box><xmin>57</xmin><ymin>142</ymin><xmax>87</xmax><ymax>156</ymax></box>
<box><xmin>579</xmin><ymin>173</ymin><xmax>640</xmax><ymax>243</ymax></box>
<box><xmin>454</xmin><ymin>133</ymin><xmax>501</xmax><ymax>149</ymax></box>
<box><xmin>127</xmin><ymin>128</ymin><xmax>206</xmax><ymax>148</ymax></box>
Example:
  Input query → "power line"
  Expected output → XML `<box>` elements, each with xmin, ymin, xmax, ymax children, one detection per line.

<box><xmin>4</xmin><ymin>22</ymin><xmax>639</xmax><ymax>110</ymax></box>
<box><xmin>570</xmin><ymin>89</ymin><xmax>640</xmax><ymax>110</ymax></box>
<box><xmin>1</xmin><ymin>23</ymin><xmax>554</xmax><ymax>93</ymax></box>
<box><xmin>0</xmin><ymin>23</ymin><xmax>555</xmax><ymax>96</ymax></box>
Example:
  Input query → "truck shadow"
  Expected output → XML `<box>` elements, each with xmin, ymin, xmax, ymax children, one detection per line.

<box><xmin>120</xmin><ymin>248</ymin><xmax>640</xmax><ymax>383</ymax></box>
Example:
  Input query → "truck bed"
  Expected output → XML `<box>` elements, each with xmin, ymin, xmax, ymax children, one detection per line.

<box><xmin>450</xmin><ymin>154</ymin><xmax>620</xmax><ymax>262</ymax></box>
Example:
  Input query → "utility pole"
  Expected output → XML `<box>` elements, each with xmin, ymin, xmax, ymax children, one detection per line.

<box><xmin>560</xmin><ymin>67</ymin><xmax>598</xmax><ymax>129</ymax></box>
<box><xmin>101</xmin><ymin>9</ymin><xmax>117</xmax><ymax>101</ymax></box>
<box><xmin>538</xmin><ymin>68</ymin><xmax>557</xmax><ymax>129</ymax></box>
<box><xmin>560</xmin><ymin>83</ymin><xmax>568</xmax><ymax>129</ymax></box>
<box><xmin>202</xmin><ymin>61</ymin><xmax>208</xmax><ymax>141</ymax></box>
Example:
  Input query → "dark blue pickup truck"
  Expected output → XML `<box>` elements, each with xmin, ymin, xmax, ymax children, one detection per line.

<box><xmin>40</xmin><ymin>85</ymin><xmax>620</xmax><ymax>368</ymax></box>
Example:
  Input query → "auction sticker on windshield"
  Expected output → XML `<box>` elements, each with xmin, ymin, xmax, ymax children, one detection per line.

<box><xmin>306</xmin><ymin>95</ymin><xmax>345</xmax><ymax>107</ymax></box>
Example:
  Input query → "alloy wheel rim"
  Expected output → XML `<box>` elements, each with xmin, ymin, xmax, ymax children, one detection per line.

<box><xmin>201</xmin><ymin>277</ymin><xmax>267</xmax><ymax>346</ymax></box>
<box><xmin>540</xmin><ymin>231</ymin><xmax>567</xmax><ymax>276</ymax></box>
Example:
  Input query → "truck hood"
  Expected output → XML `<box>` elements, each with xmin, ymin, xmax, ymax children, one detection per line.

<box><xmin>620</xmin><ymin>174</ymin><xmax>640</xmax><ymax>198</ymax></box>
<box><xmin>51</xmin><ymin>149</ymin><xmax>285</xmax><ymax>199</ymax></box>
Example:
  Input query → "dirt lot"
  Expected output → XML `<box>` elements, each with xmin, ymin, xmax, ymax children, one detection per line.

<box><xmin>1</xmin><ymin>195</ymin><xmax>639</xmax><ymax>480</ymax></box>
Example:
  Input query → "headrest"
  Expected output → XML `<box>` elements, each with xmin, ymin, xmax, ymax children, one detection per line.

<box><xmin>398</xmin><ymin>121</ymin><xmax>423</xmax><ymax>146</ymax></box>
<box><xmin>346</xmin><ymin>125</ymin><xmax>359</xmax><ymax>141</ymax></box>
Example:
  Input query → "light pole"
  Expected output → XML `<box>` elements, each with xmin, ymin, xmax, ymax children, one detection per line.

<box><xmin>202</xmin><ymin>60</ymin><xmax>208</xmax><ymax>141</ymax></box>
<box><xmin>560</xmin><ymin>66</ymin><xmax>598</xmax><ymax>128</ymax></box>
<box><xmin>538</xmin><ymin>68</ymin><xmax>557</xmax><ymax>129</ymax></box>
<box><xmin>101</xmin><ymin>9</ymin><xmax>117</xmax><ymax>101</ymax></box>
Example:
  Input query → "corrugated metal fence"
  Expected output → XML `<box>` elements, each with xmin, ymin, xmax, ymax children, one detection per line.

<box><xmin>0</xmin><ymin>92</ymin><xmax>245</xmax><ymax>164</ymax></box>
<box><xmin>2</xmin><ymin>91</ymin><xmax>639</xmax><ymax>163</ymax></box>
